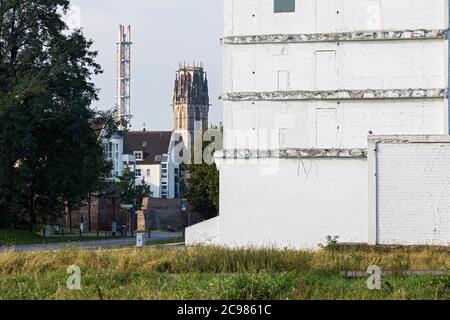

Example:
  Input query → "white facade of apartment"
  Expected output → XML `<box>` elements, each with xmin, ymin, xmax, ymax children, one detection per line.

<box><xmin>131</xmin><ymin>154</ymin><xmax>178</xmax><ymax>199</ymax></box>
<box><xmin>104</xmin><ymin>133</ymin><xmax>125</xmax><ymax>180</ymax></box>
<box><xmin>104</xmin><ymin>133</ymin><xmax>180</xmax><ymax>200</ymax></box>
<box><xmin>187</xmin><ymin>0</ymin><xmax>450</xmax><ymax>248</ymax></box>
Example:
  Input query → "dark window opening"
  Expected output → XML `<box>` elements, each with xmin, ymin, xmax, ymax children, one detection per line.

<box><xmin>274</xmin><ymin>0</ymin><xmax>295</xmax><ymax>13</ymax></box>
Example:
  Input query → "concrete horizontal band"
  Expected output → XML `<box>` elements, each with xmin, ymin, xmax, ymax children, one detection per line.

<box><xmin>368</xmin><ymin>134</ymin><xmax>450</xmax><ymax>145</ymax></box>
<box><xmin>216</xmin><ymin>149</ymin><xmax>368</xmax><ymax>159</ymax></box>
<box><xmin>222</xmin><ymin>29</ymin><xmax>447</xmax><ymax>45</ymax></box>
<box><xmin>222</xmin><ymin>88</ymin><xmax>448</xmax><ymax>101</ymax></box>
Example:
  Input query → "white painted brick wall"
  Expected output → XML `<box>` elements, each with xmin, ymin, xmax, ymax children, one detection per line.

<box><xmin>224</xmin><ymin>99</ymin><xmax>446</xmax><ymax>149</ymax></box>
<box><xmin>224</xmin><ymin>40</ymin><xmax>446</xmax><ymax>93</ymax></box>
<box><xmin>371</xmin><ymin>140</ymin><xmax>450</xmax><ymax>245</ymax></box>
<box><xmin>186</xmin><ymin>217</ymin><xmax>220</xmax><ymax>246</ymax></box>
<box><xmin>197</xmin><ymin>1</ymin><xmax>450</xmax><ymax>249</ymax></box>
<box><xmin>224</xmin><ymin>0</ymin><xmax>447</xmax><ymax>36</ymax></box>
<box><xmin>214</xmin><ymin>158</ymin><xmax>369</xmax><ymax>249</ymax></box>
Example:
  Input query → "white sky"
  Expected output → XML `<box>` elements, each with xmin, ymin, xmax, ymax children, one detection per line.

<box><xmin>71</xmin><ymin>0</ymin><xmax>224</xmax><ymax>131</ymax></box>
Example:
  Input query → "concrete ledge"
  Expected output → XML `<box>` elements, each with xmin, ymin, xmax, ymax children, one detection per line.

<box><xmin>223</xmin><ymin>29</ymin><xmax>447</xmax><ymax>45</ymax></box>
<box><xmin>368</xmin><ymin>134</ymin><xmax>450</xmax><ymax>144</ymax></box>
<box><xmin>222</xmin><ymin>88</ymin><xmax>448</xmax><ymax>102</ymax></box>
<box><xmin>215</xmin><ymin>149</ymin><xmax>368</xmax><ymax>159</ymax></box>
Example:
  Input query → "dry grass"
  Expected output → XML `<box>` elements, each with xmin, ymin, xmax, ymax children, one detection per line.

<box><xmin>0</xmin><ymin>245</ymin><xmax>449</xmax><ymax>300</ymax></box>
<box><xmin>1</xmin><ymin>245</ymin><xmax>449</xmax><ymax>276</ymax></box>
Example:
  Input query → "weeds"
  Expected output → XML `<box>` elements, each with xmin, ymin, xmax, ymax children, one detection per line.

<box><xmin>0</xmin><ymin>245</ymin><xmax>449</xmax><ymax>300</ymax></box>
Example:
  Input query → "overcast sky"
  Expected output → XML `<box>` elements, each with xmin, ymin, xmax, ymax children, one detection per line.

<box><xmin>70</xmin><ymin>0</ymin><xmax>224</xmax><ymax>131</ymax></box>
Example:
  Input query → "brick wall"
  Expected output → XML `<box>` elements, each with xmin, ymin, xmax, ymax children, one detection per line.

<box><xmin>369</xmin><ymin>136</ymin><xmax>450</xmax><ymax>245</ymax></box>
<box><xmin>67</xmin><ymin>195</ymin><xmax>126</xmax><ymax>232</ymax></box>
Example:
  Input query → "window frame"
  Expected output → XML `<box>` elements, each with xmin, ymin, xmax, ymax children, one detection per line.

<box><xmin>134</xmin><ymin>151</ymin><xmax>143</xmax><ymax>161</ymax></box>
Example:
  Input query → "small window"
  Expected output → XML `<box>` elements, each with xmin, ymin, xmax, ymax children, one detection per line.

<box><xmin>147</xmin><ymin>169</ymin><xmax>151</xmax><ymax>177</ymax></box>
<box><xmin>134</xmin><ymin>151</ymin><xmax>143</xmax><ymax>161</ymax></box>
<box><xmin>274</xmin><ymin>0</ymin><xmax>295</xmax><ymax>13</ymax></box>
<box><xmin>135</xmin><ymin>169</ymin><xmax>142</xmax><ymax>177</ymax></box>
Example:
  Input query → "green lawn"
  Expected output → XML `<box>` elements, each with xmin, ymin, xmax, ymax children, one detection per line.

<box><xmin>0</xmin><ymin>245</ymin><xmax>449</xmax><ymax>300</ymax></box>
<box><xmin>147</xmin><ymin>237</ymin><xmax>185</xmax><ymax>246</ymax></box>
<box><xmin>0</xmin><ymin>229</ymin><xmax>127</xmax><ymax>246</ymax></box>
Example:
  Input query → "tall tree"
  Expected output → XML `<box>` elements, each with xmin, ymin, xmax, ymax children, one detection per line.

<box><xmin>0</xmin><ymin>0</ymin><xmax>105</xmax><ymax>230</ymax></box>
<box><xmin>185</xmin><ymin>126</ymin><xmax>222</xmax><ymax>220</ymax></box>
<box><xmin>117</xmin><ymin>167</ymin><xmax>152</xmax><ymax>211</ymax></box>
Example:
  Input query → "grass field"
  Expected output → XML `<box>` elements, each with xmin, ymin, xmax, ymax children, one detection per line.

<box><xmin>0</xmin><ymin>229</ymin><xmax>128</xmax><ymax>246</ymax></box>
<box><xmin>0</xmin><ymin>245</ymin><xmax>449</xmax><ymax>300</ymax></box>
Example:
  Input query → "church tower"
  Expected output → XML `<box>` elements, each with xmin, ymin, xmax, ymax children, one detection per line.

<box><xmin>173</xmin><ymin>63</ymin><xmax>210</xmax><ymax>139</ymax></box>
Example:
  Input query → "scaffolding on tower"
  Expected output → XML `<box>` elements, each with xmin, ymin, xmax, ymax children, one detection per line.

<box><xmin>116</xmin><ymin>25</ymin><xmax>132</xmax><ymax>130</ymax></box>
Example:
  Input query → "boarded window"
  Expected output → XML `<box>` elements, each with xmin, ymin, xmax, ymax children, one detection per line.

<box><xmin>277</xmin><ymin>70</ymin><xmax>291</xmax><ymax>90</ymax></box>
<box><xmin>274</xmin><ymin>0</ymin><xmax>295</xmax><ymax>13</ymax></box>
<box><xmin>316</xmin><ymin>108</ymin><xmax>338</xmax><ymax>148</ymax></box>
<box><xmin>315</xmin><ymin>50</ymin><xmax>337</xmax><ymax>90</ymax></box>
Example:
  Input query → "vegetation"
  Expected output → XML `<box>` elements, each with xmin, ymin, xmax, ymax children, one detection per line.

<box><xmin>146</xmin><ymin>237</ymin><xmax>185</xmax><ymax>246</ymax></box>
<box><xmin>0</xmin><ymin>0</ymin><xmax>110</xmax><ymax>231</ymax></box>
<box><xmin>0</xmin><ymin>229</ymin><xmax>126</xmax><ymax>246</ymax></box>
<box><xmin>184</xmin><ymin>126</ymin><xmax>222</xmax><ymax>220</ymax></box>
<box><xmin>117</xmin><ymin>168</ymin><xmax>151</xmax><ymax>210</ymax></box>
<box><xmin>0</xmin><ymin>229</ymin><xmax>184</xmax><ymax>246</ymax></box>
<box><xmin>0</xmin><ymin>245</ymin><xmax>449</xmax><ymax>300</ymax></box>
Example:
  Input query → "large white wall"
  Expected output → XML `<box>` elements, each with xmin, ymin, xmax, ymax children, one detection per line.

<box><xmin>215</xmin><ymin>158</ymin><xmax>369</xmax><ymax>248</ymax></box>
<box><xmin>224</xmin><ymin>40</ymin><xmax>446</xmax><ymax>93</ymax></box>
<box><xmin>224</xmin><ymin>0</ymin><xmax>447</xmax><ymax>36</ymax></box>
<box><xmin>224</xmin><ymin>99</ymin><xmax>446</xmax><ymax>149</ymax></box>
<box><xmin>188</xmin><ymin>0</ymin><xmax>450</xmax><ymax>249</ymax></box>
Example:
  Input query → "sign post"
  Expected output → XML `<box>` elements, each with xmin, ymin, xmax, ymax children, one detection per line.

<box><xmin>44</xmin><ymin>225</ymin><xmax>51</xmax><ymax>238</ymax></box>
<box><xmin>112</xmin><ymin>221</ymin><xmax>117</xmax><ymax>236</ymax></box>
<box><xmin>136</xmin><ymin>233</ymin><xmax>146</xmax><ymax>248</ymax></box>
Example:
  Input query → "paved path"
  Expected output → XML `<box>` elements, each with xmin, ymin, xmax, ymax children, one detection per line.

<box><xmin>0</xmin><ymin>232</ymin><xmax>184</xmax><ymax>253</ymax></box>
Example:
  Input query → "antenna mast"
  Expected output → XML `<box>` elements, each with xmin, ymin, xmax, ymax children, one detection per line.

<box><xmin>116</xmin><ymin>25</ymin><xmax>132</xmax><ymax>130</ymax></box>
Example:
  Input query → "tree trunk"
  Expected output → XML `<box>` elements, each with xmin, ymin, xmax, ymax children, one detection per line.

<box><xmin>68</xmin><ymin>203</ymin><xmax>73</xmax><ymax>234</ymax></box>
<box><xmin>28</xmin><ymin>194</ymin><xmax>36</xmax><ymax>232</ymax></box>
<box><xmin>28</xmin><ymin>212</ymin><xmax>36</xmax><ymax>232</ymax></box>
<box><xmin>87</xmin><ymin>193</ymin><xmax>92</xmax><ymax>232</ymax></box>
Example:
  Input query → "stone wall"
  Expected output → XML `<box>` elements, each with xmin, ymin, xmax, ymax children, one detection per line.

<box><xmin>66</xmin><ymin>195</ymin><xmax>126</xmax><ymax>232</ymax></box>
<box><xmin>138</xmin><ymin>198</ymin><xmax>186</xmax><ymax>231</ymax></box>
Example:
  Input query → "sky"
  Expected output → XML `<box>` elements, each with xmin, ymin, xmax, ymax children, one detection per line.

<box><xmin>70</xmin><ymin>0</ymin><xmax>224</xmax><ymax>131</ymax></box>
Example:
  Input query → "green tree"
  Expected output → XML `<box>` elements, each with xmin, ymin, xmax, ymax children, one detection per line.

<box><xmin>185</xmin><ymin>162</ymin><xmax>219</xmax><ymax>220</ymax></box>
<box><xmin>117</xmin><ymin>167</ymin><xmax>152</xmax><ymax>211</ymax></box>
<box><xmin>0</xmin><ymin>0</ymin><xmax>106</xmax><ymax>230</ymax></box>
<box><xmin>185</xmin><ymin>125</ymin><xmax>222</xmax><ymax>220</ymax></box>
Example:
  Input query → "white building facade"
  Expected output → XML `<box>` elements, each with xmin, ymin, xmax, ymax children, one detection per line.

<box><xmin>187</xmin><ymin>0</ymin><xmax>450</xmax><ymax>248</ymax></box>
<box><xmin>103</xmin><ymin>131</ymin><xmax>180</xmax><ymax>199</ymax></box>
